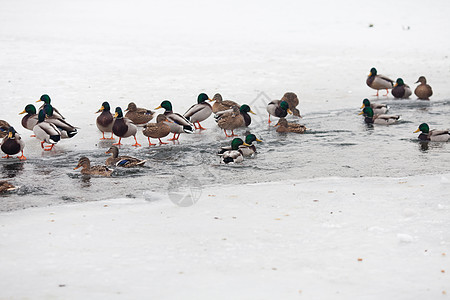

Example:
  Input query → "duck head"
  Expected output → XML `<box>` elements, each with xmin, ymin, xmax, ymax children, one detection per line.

<box><xmin>414</xmin><ymin>123</ymin><xmax>429</xmax><ymax>134</ymax></box>
<box><xmin>96</xmin><ymin>101</ymin><xmax>111</xmax><ymax>113</ymax></box>
<box><xmin>240</xmin><ymin>104</ymin><xmax>256</xmax><ymax>115</ymax></box>
<box><xmin>155</xmin><ymin>100</ymin><xmax>173</xmax><ymax>111</ymax></box>
<box><xmin>37</xmin><ymin>94</ymin><xmax>51</xmax><ymax>104</ymax></box>
<box><xmin>114</xmin><ymin>107</ymin><xmax>124</xmax><ymax>119</ymax></box>
<box><xmin>361</xmin><ymin>98</ymin><xmax>371</xmax><ymax>109</ymax></box>
<box><xmin>19</xmin><ymin>104</ymin><xmax>37</xmax><ymax>115</ymax></box>
<box><xmin>197</xmin><ymin>93</ymin><xmax>210</xmax><ymax>103</ymax></box>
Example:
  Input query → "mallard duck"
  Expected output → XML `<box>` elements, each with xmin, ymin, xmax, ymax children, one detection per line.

<box><xmin>184</xmin><ymin>93</ymin><xmax>212</xmax><ymax>130</ymax></box>
<box><xmin>95</xmin><ymin>101</ymin><xmax>115</xmax><ymax>140</ymax></box>
<box><xmin>414</xmin><ymin>76</ymin><xmax>433</xmax><ymax>100</ymax></box>
<box><xmin>360</xmin><ymin>98</ymin><xmax>389</xmax><ymax>114</ymax></box>
<box><xmin>366</xmin><ymin>67</ymin><xmax>394</xmax><ymax>97</ymax></box>
<box><xmin>218</xmin><ymin>133</ymin><xmax>262</xmax><ymax>157</ymax></box>
<box><xmin>125</xmin><ymin>102</ymin><xmax>154</xmax><ymax>125</ymax></box>
<box><xmin>74</xmin><ymin>156</ymin><xmax>112</xmax><ymax>176</ymax></box>
<box><xmin>19</xmin><ymin>104</ymin><xmax>39</xmax><ymax>135</ymax></box>
<box><xmin>43</xmin><ymin>104</ymin><xmax>78</xmax><ymax>139</ymax></box>
<box><xmin>275</xmin><ymin>117</ymin><xmax>307</xmax><ymax>133</ymax></box>
<box><xmin>359</xmin><ymin>107</ymin><xmax>400</xmax><ymax>125</ymax></box>
<box><xmin>0</xmin><ymin>120</ymin><xmax>10</xmax><ymax>138</ymax></box>
<box><xmin>33</xmin><ymin>109</ymin><xmax>61</xmax><ymax>151</ymax></box>
<box><xmin>36</xmin><ymin>94</ymin><xmax>65</xmax><ymax>119</ymax></box>
<box><xmin>0</xmin><ymin>181</ymin><xmax>16</xmax><ymax>193</ymax></box>
<box><xmin>1</xmin><ymin>127</ymin><xmax>26</xmax><ymax>160</ymax></box>
<box><xmin>414</xmin><ymin>123</ymin><xmax>449</xmax><ymax>142</ymax></box>
<box><xmin>266</xmin><ymin>100</ymin><xmax>292</xmax><ymax>124</ymax></box>
<box><xmin>142</xmin><ymin>114</ymin><xmax>172</xmax><ymax>145</ymax></box>
<box><xmin>216</xmin><ymin>104</ymin><xmax>255</xmax><ymax>137</ymax></box>
<box><xmin>105</xmin><ymin>145</ymin><xmax>147</xmax><ymax>167</ymax></box>
<box><xmin>155</xmin><ymin>100</ymin><xmax>194</xmax><ymax>141</ymax></box>
<box><xmin>210</xmin><ymin>93</ymin><xmax>240</xmax><ymax>113</ymax></box>
<box><xmin>220</xmin><ymin>138</ymin><xmax>250</xmax><ymax>164</ymax></box>
<box><xmin>280</xmin><ymin>92</ymin><xmax>301</xmax><ymax>117</ymax></box>
<box><xmin>392</xmin><ymin>78</ymin><xmax>412</xmax><ymax>99</ymax></box>
<box><xmin>112</xmin><ymin>107</ymin><xmax>141</xmax><ymax>147</ymax></box>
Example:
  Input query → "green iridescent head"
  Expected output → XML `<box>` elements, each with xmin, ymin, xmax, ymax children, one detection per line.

<box><xmin>245</xmin><ymin>134</ymin><xmax>262</xmax><ymax>144</ymax></box>
<box><xmin>39</xmin><ymin>94</ymin><xmax>51</xmax><ymax>104</ymax></box>
<box><xmin>102</xmin><ymin>102</ymin><xmax>111</xmax><ymax>111</ymax></box>
<box><xmin>44</xmin><ymin>104</ymin><xmax>54</xmax><ymax>117</ymax></box>
<box><xmin>370</xmin><ymin>67</ymin><xmax>377</xmax><ymax>76</ymax></box>
<box><xmin>280</xmin><ymin>101</ymin><xmax>289</xmax><ymax>111</ymax></box>
<box><xmin>417</xmin><ymin>123</ymin><xmax>429</xmax><ymax>133</ymax></box>
<box><xmin>157</xmin><ymin>100</ymin><xmax>173</xmax><ymax>111</ymax></box>
<box><xmin>20</xmin><ymin>104</ymin><xmax>37</xmax><ymax>115</ymax></box>
<box><xmin>38</xmin><ymin>109</ymin><xmax>46</xmax><ymax>122</ymax></box>
<box><xmin>114</xmin><ymin>107</ymin><xmax>123</xmax><ymax>118</ymax></box>
<box><xmin>230</xmin><ymin>138</ymin><xmax>245</xmax><ymax>150</ymax></box>
<box><xmin>197</xmin><ymin>93</ymin><xmax>210</xmax><ymax>104</ymax></box>
<box><xmin>395</xmin><ymin>78</ymin><xmax>405</xmax><ymax>86</ymax></box>
<box><xmin>362</xmin><ymin>98</ymin><xmax>370</xmax><ymax>107</ymax></box>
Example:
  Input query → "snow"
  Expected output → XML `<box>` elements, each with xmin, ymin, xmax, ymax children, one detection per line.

<box><xmin>1</xmin><ymin>0</ymin><xmax>450</xmax><ymax>298</ymax></box>
<box><xmin>1</xmin><ymin>174</ymin><xmax>449</xmax><ymax>299</ymax></box>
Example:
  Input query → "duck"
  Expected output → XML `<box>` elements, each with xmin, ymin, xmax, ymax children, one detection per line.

<box><xmin>266</xmin><ymin>100</ymin><xmax>292</xmax><ymax>124</ymax></box>
<box><xmin>359</xmin><ymin>107</ymin><xmax>400</xmax><ymax>125</ymax></box>
<box><xmin>19</xmin><ymin>104</ymin><xmax>39</xmax><ymax>134</ymax></box>
<box><xmin>366</xmin><ymin>67</ymin><xmax>394</xmax><ymax>97</ymax></box>
<box><xmin>360</xmin><ymin>98</ymin><xmax>389</xmax><ymax>114</ymax></box>
<box><xmin>216</xmin><ymin>104</ymin><xmax>255</xmax><ymax>137</ymax></box>
<box><xmin>74</xmin><ymin>156</ymin><xmax>112</xmax><ymax>176</ymax></box>
<box><xmin>184</xmin><ymin>93</ymin><xmax>212</xmax><ymax>130</ymax></box>
<box><xmin>414</xmin><ymin>76</ymin><xmax>433</xmax><ymax>100</ymax></box>
<box><xmin>218</xmin><ymin>133</ymin><xmax>262</xmax><ymax>157</ymax></box>
<box><xmin>211</xmin><ymin>93</ymin><xmax>240</xmax><ymax>113</ymax></box>
<box><xmin>142</xmin><ymin>114</ymin><xmax>172</xmax><ymax>145</ymax></box>
<box><xmin>43</xmin><ymin>104</ymin><xmax>78</xmax><ymax>139</ymax></box>
<box><xmin>275</xmin><ymin>117</ymin><xmax>307</xmax><ymax>133</ymax></box>
<box><xmin>124</xmin><ymin>102</ymin><xmax>154</xmax><ymax>125</ymax></box>
<box><xmin>105</xmin><ymin>145</ymin><xmax>147</xmax><ymax>167</ymax></box>
<box><xmin>0</xmin><ymin>120</ymin><xmax>10</xmax><ymax>139</ymax></box>
<box><xmin>155</xmin><ymin>100</ymin><xmax>194</xmax><ymax>141</ymax></box>
<box><xmin>112</xmin><ymin>107</ymin><xmax>141</xmax><ymax>147</ymax></box>
<box><xmin>392</xmin><ymin>78</ymin><xmax>412</xmax><ymax>99</ymax></box>
<box><xmin>220</xmin><ymin>138</ymin><xmax>250</xmax><ymax>164</ymax></box>
<box><xmin>95</xmin><ymin>101</ymin><xmax>115</xmax><ymax>140</ymax></box>
<box><xmin>280</xmin><ymin>92</ymin><xmax>301</xmax><ymax>117</ymax></box>
<box><xmin>1</xmin><ymin>127</ymin><xmax>26</xmax><ymax>160</ymax></box>
<box><xmin>36</xmin><ymin>94</ymin><xmax>65</xmax><ymax>119</ymax></box>
<box><xmin>0</xmin><ymin>181</ymin><xmax>16</xmax><ymax>193</ymax></box>
<box><xmin>33</xmin><ymin>109</ymin><xmax>61</xmax><ymax>151</ymax></box>
<box><xmin>414</xmin><ymin>123</ymin><xmax>449</xmax><ymax>142</ymax></box>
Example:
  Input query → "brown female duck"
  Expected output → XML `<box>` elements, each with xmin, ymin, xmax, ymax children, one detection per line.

<box><xmin>74</xmin><ymin>157</ymin><xmax>112</xmax><ymax>176</ymax></box>
<box><xmin>125</xmin><ymin>102</ymin><xmax>154</xmax><ymax>125</ymax></box>
<box><xmin>142</xmin><ymin>114</ymin><xmax>172</xmax><ymax>145</ymax></box>
<box><xmin>105</xmin><ymin>145</ymin><xmax>147</xmax><ymax>167</ymax></box>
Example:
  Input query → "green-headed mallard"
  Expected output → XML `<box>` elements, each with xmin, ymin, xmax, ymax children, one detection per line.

<box><xmin>280</xmin><ymin>92</ymin><xmax>301</xmax><ymax>117</ymax></box>
<box><xmin>33</xmin><ymin>109</ymin><xmax>61</xmax><ymax>151</ymax></box>
<box><xmin>211</xmin><ymin>93</ymin><xmax>240</xmax><ymax>113</ymax></box>
<box><xmin>112</xmin><ymin>107</ymin><xmax>141</xmax><ymax>147</ymax></box>
<box><xmin>43</xmin><ymin>104</ymin><xmax>78</xmax><ymax>139</ymax></box>
<box><xmin>266</xmin><ymin>100</ymin><xmax>292</xmax><ymax>124</ymax></box>
<box><xmin>184</xmin><ymin>93</ymin><xmax>212</xmax><ymax>130</ymax></box>
<box><xmin>218</xmin><ymin>133</ymin><xmax>261</xmax><ymax>157</ymax></box>
<box><xmin>0</xmin><ymin>181</ymin><xmax>16</xmax><ymax>193</ymax></box>
<box><xmin>414</xmin><ymin>76</ymin><xmax>433</xmax><ymax>100</ymax></box>
<box><xmin>366</xmin><ymin>67</ymin><xmax>394</xmax><ymax>97</ymax></box>
<box><xmin>142</xmin><ymin>114</ymin><xmax>172</xmax><ymax>145</ymax></box>
<box><xmin>392</xmin><ymin>78</ymin><xmax>412</xmax><ymax>99</ymax></box>
<box><xmin>105</xmin><ymin>145</ymin><xmax>147</xmax><ymax>167</ymax></box>
<box><xmin>74</xmin><ymin>156</ymin><xmax>112</xmax><ymax>176</ymax></box>
<box><xmin>414</xmin><ymin>123</ymin><xmax>449</xmax><ymax>142</ymax></box>
<box><xmin>275</xmin><ymin>117</ymin><xmax>307</xmax><ymax>133</ymax></box>
<box><xmin>155</xmin><ymin>100</ymin><xmax>194</xmax><ymax>141</ymax></box>
<box><xmin>36</xmin><ymin>94</ymin><xmax>65</xmax><ymax>119</ymax></box>
<box><xmin>125</xmin><ymin>102</ymin><xmax>154</xmax><ymax>125</ymax></box>
<box><xmin>19</xmin><ymin>104</ymin><xmax>38</xmax><ymax>135</ymax></box>
<box><xmin>216</xmin><ymin>104</ymin><xmax>255</xmax><ymax>137</ymax></box>
<box><xmin>220</xmin><ymin>138</ymin><xmax>250</xmax><ymax>164</ymax></box>
<box><xmin>0</xmin><ymin>120</ymin><xmax>11</xmax><ymax>139</ymax></box>
<box><xmin>360</xmin><ymin>98</ymin><xmax>389</xmax><ymax>114</ymax></box>
<box><xmin>1</xmin><ymin>127</ymin><xmax>26</xmax><ymax>160</ymax></box>
<box><xmin>360</xmin><ymin>107</ymin><xmax>400</xmax><ymax>125</ymax></box>
<box><xmin>95</xmin><ymin>101</ymin><xmax>115</xmax><ymax>140</ymax></box>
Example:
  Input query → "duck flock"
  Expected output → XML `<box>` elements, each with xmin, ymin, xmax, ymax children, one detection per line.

<box><xmin>0</xmin><ymin>66</ymin><xmax>449</xmax><ymax>190</ymax></box>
